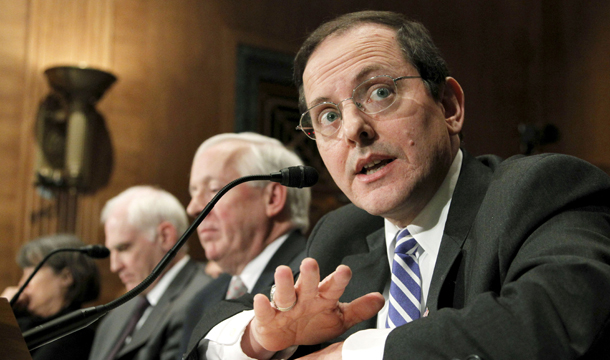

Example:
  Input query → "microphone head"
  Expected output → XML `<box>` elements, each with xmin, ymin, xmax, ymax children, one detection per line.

<box><xmin>80</xmin><ymin>245</ymin><xmax>110</xmax><ymax>259</ymax></box>
<box><xmin>281</xmin><ymin>165</ymin><xmax>319</xmax><ymax>188</ymax></box>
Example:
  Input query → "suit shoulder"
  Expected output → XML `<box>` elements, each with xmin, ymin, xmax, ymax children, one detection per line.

<box><xmin>308</xmin><ymin>203</ymin><xmax>383</xmax><ymax>249</ymax></box>
<box><xmin>313</xmin><ymin>203</ymin><xmax>383</xmax><ymax>232</ymax></box>
<box><xmin>475</xmin><ymin>153</ymin><xmax>610</xmax><ymax>225</ymax></box>
<box><xmin>490</xmin><ymin>153</ymin><xmax>610</xmax><ymax>190</ymax></box>
<box><xmin>176</xmin><ymin>263</ymin><xmax>214</xmax><ymax>302</ymax></box>
<box><xmin>307</xmin><ymin>204</ymin><xmax>383</xmax><ymax>271</ymax></box>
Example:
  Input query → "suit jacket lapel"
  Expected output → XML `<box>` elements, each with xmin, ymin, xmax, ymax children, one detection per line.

<box><xmin>252</xmin><ymin>230</ymin><xmax>306</xmax><ymax>294</ymax></box>
<box><xmin>427</xmin><ymin>150</ymin><xmax>493</xmax><ymax>312</ymax></box>
<box><xmin>214</xmin><ymin>273</ymin><xmax>232</xmax><ymax>300</ymax></box>
<box><xmin>184</xmin><ymin>274</ymin><xmax>231</xmax><ymax>353</ymax></box>
<box><xmin>118</xmin><ymin>259</ymin><xmax>198</xmax><ymax>356</ymax></box>
<box><xmin>342</xmin><ymin>228</ymin><xmax>388</xmax><ymax>297</ymax></box>
<box><xmin>97</xmin><ymin>298</ymin><xmax>139</xmax><ymax>360</ymax></box>
<box><xmin>337</xmin><ymin>228</ymin><xmax>388</xmax><ymax>339</ymax></box>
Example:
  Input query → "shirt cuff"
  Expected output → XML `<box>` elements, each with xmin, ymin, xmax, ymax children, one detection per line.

<box><xmin>204</xmin><ymin>310</ymin><xmax>297</xmax><ymax>360</ymax></box>
<box><xmin>343</xmin><ymin>328</ymin><xmax>393</xmax><ymax>360</ymax></box>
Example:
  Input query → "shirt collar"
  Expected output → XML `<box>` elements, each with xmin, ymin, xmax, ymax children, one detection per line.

<box><xmin>385</xmin><ymin>149</ymin><xmax>463</xmax><ymax>260</ymax></box>
<box><xmin>145</xmin><ymin>255</ymin><xmax>190</xmax><ymax>306</ymax></box>
<box><xmin>236</xmin><ymin>232</ymin><xmax>290</xmax><ymax>292</ymax></box>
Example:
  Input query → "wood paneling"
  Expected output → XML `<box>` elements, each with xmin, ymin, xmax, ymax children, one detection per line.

<box><xmin>0</xmin><ymin>0</ymin><xmax>29</xmax><ymax>293</ymax></box>
<box><xmin>1</xmin><ymin>0</ymin><xmax>609</xmax><ymax>306</ymax></box>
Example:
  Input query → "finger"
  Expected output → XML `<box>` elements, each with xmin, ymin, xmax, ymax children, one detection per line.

<box><xmin>340</xmin><ymin>292</ymin><xmax>386</xmax><ymax>329</ymax></box>
<box><xmin>317</xmin><ymin>264</ymin><xmax>352</xmax><ymax>301</ymax></box>
<box><xmin>295</xmin><ymin>258</ymin><xmax>321</xmax><ymax>299</ymax></box>
<box><xmin>253</xmin><ymin>293</ymin><xmax>277</xmax><ymax>324</ymax></box>
<box><xmin>272</xmin><ymin>265</ymin><xmax>296</xmax><ymax>309</ymax></box>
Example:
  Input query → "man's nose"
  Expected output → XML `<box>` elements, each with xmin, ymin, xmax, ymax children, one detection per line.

<box><xmin>109</xmin><ymin>252</ymin><xmax>121</xmax><ymax>273</ymax></box>
<box><xmin>340</xmin><ymin>103</ymin><xmax>375</xmax><ymax>145</ymax></box>
<box><xmin>186</xmin><ymin>196</ymin><xmax>203</xmax><ymax>217</ymax></box>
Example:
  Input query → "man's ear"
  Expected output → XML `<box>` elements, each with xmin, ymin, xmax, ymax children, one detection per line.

<box><xmin>264</xmin><ymin>182</ymin><xmax>288</xmax><ymax>218</ymax></box>
<box><xmin>156</xmin><ymin>221</ymin><xmax>178</xmax><ymax>252</ymax></box>
<box><xmin>441</xmin><ymin>77</ymin><xmax>465</xmax><ymax>136</ymax></box>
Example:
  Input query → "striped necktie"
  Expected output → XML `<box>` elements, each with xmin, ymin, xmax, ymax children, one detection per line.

<box><xmin>386</xmin><ymin>228</ymin><xmax>422</xmax><ymax>328</ymax></box>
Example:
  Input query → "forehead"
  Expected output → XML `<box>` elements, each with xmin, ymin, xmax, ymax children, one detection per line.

<box><xmin>303</xmin><ymin>24</ymin><xmax>411</xmax><ymax>103</ymax></box>
<box><xmin>104</xmin><ymin>210</ymin><xmax>144</xmax><ymax>246</ymax></box>
<box><xmin>190</xmin><ymin>142</ymin><xmax>245</xmax><ymax>182</ymax></box>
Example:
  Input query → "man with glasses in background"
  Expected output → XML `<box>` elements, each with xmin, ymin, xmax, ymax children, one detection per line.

<box><xmin>185</xmin><ymin>10</ymin><xmax>610</xmax><ymax>360</ymax></box>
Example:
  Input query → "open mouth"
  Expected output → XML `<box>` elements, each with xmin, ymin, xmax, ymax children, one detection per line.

<box><xmin>360</xmin><ymin>159</ymin><xmax>394</xmax><ymax>175</ymax></box>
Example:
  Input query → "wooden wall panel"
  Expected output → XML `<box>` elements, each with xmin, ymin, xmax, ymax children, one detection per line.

<box><xmin>553</xmin><ymin>0</ymin><xmax>610</xmax><ymax>170</ymax></box>
<box><xmin>0</xmin><ymin>0</ymin><xmax>29</xmax><ymax>289</ymax></box>
<box><xmin>11</xmin><ymin>0</ymin><xmax>118</xmax><ymax>302</ymax></box>
<box><xmin>17</xmin><ymin>0</ymin><xmax>115</xmax><ymax>241</ymax></box>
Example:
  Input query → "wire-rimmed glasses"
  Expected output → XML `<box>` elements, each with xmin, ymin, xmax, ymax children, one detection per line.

<box><xmin>296</xmin><ymin>75</ymin><xmax>421</xmax><ymax>140</ymax></box>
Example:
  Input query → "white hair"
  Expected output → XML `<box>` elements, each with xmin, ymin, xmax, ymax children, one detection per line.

<box><xmin>193</xmin><ymin>132</ymin><xmax>311</xmax><ymax>232</ymax></box>
<box><xmin>101</xmin><ymin>186</ymin><xmax>189</xmax><ymax>250</ymax></box>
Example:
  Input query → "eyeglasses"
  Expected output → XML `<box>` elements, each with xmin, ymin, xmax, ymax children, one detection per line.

<box><xmin>296</xmin><ymin>75</ymin><xmax>421</xmax><ymax>140</ymax></box>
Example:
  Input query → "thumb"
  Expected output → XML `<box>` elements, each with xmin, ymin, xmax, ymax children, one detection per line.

<box><xmin>340</xmin><ymin>292</ymin><xmax>385</xmax><ymax>329</ymax></box>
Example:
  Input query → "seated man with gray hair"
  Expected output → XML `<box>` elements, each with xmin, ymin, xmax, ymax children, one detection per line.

<box><xmin>89</xmin><ymin>186</ymin><xmax>213</xmax><ymax>360</ymax></box>
<box><xmin>179</xmin><ymin>132</ymin><xmax>311</xmax><ymax>357</ymax></box>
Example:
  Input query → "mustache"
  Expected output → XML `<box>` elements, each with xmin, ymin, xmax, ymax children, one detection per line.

<box><xmin>347</xmin><ymin>142</ymin><xmax>400</xmax><ymax>169</ymax></box>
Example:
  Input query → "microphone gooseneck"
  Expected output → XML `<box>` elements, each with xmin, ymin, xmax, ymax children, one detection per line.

<box><xmin>10</xmin><ymin>245</ymin><xmax>110</xmax><ymax>308</ymax></box>
<box><xmin>23</xmin><ymin>165</ymin><xmax>318</xmax><ymax>351</ymax></box>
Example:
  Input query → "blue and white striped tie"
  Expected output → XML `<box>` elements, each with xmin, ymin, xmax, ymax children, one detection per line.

<box><xmin>386</xmin><ymin>229</ymin><xmax>422</xmax><ymax>328</ymax></box>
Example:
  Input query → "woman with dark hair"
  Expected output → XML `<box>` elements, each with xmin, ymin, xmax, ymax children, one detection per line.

<box><xmin>1</xmin><ymin>234</ymin><xmax>101</xmax><ymax>360</ymax></box>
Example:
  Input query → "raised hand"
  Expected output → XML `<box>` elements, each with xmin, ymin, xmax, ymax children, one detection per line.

<box><xmin>241</xmin><ymin>258</ymin><xmax>385</xmax><ymax>358</ymax></box>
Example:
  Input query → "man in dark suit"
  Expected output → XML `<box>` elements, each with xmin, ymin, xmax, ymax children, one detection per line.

<box><xmin>178</xmin><ymin>132</ymin><xmax>311</xmax><ymax>357</ymax></box>
<box><xmin>89</xmin><ymin>186</ymin><xmax>213</xmax><ymax>360</ymax></box>
<box><xmin>185</xmin><ymin>10</ymin><xmax>610</xmax><ymax>360</ymax></box>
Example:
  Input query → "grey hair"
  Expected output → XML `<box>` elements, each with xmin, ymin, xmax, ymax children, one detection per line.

<box><xmin>101</xmin><ymin>186</ymin><xmax>189</xmax><ymax>252</ymax></box>
<box><xmin>17</xmin><ymin>234</ymin><xmax>100</xmax><ymax>307</ymax></box>
<box><xmin>193</xmin><ymin>132</ymin><xmax>311</xmax><ymax>232</ymax></box>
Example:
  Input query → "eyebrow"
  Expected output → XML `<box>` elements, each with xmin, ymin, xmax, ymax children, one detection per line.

<box><xmin>111</xmin><ymin>241</ymin><xmax>131</xmax><ymax>251</ymax></box>
<box><xmin>355</xmin><ymin>65</ymin><xmax>384</xmax><ymax>82</ymax></box>
<box><xmin>307</xmin><ymin>96</ymin><xmax>332</xmax><ymax>109</ymax></box>
<box><xmin>306</xmin><ymin>65</ymin><xmax>387</xmax><ymax>108</ymax></box>
<box><xmin>189</xmin><ymin>176</ymin><xmax>225</xmax><ymax>196</ymax></box>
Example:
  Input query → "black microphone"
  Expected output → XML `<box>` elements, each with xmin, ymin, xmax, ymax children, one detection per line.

<box><xmin>270</xmin><ymin>165</ymin><xmax>319</xmax><ymax>188</ymax></box>
<box><xmin>10</xmin><ymin>245</ymin><xmax>110</xmax><ymax>308</ymax></box>
<box><xmin>23</xmin><ymin>166</ymin><xmax>318</xmax><ymax>350</ymax></box>
<box><xmin>79</xmin><ymin>244</ymin><xmax>111</xmax><ymax>259</ymax></box>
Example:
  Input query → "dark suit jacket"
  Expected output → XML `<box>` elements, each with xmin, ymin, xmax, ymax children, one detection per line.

<box><xmin>181</xmin><ymin>230</ymin><xmax>306</xmax><ymax>358</ymax></box>
<box><xmin>89</xmin><ymin>258</ymin><xmax>212</xmax><ymax>360</ymax></box>
<box><xmin>186</xmin><ymin>151</ymin><xmax>610</xmax><ymax>360</ymax></box>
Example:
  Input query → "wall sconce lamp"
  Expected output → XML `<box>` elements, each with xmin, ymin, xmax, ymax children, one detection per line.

<box><xmin>35</xmin><ymin>65</ymin><xmax>117</xmax><ymax>193</ymax></box>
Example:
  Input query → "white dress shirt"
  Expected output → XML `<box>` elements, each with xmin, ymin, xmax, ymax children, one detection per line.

<box><xmin>202</xmin><ymin>151</ymin><xmax>463</xmax><ymax>360</ymax></box>
<box><xmin>344</xmin><ymin>150</ymin><xmax>461</xmax><ymax>359</ymax></box>
<box><xmin>235</xmin><ymin>233</ymin><xmax>289</xmax><ymax>293</ymax></box>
